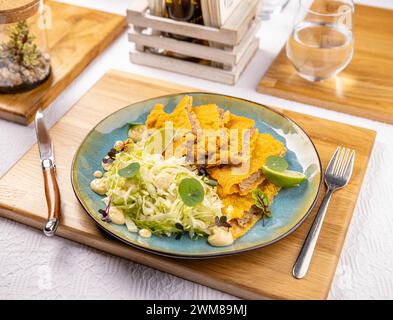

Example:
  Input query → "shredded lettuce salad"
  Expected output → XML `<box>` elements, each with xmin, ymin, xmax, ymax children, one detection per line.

<box><xmin>96</xmin><ymin>126</ymin><xmax>223</xmax><ymax>238</ymax></box>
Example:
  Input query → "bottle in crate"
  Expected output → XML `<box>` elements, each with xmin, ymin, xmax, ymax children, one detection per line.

<box><xmin>165</xmin><ymin>0</ymin><xmax>204</xmax><ymax>25</ymax></box>
<box><xmin>164</xmin><ymin>0</ymin><xmax>206</xmax><ymax>61</ymax></box>
<box><xmin>128</xmin><ymin>0</ymin><xmax>261</xmax><ymax>85</ymax></box>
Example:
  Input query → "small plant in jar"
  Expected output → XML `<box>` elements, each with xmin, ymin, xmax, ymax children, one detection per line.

<box><xmin>0</xmin><ymin>0</ymin><xmax>51</xmax><ymax>93</ymax></box>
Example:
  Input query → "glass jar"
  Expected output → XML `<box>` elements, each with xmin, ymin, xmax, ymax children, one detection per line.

<box><xmin>286</xmin><ymin>0</ymin><xmax>354</xmax><ymax>82</ymax></box>
<box><xmin>0</xmin><ymin>0</ymin><xmax>51</xmax><ymax>93</ymax></box>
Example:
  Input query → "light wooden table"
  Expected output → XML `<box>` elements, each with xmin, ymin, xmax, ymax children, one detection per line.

<box><xmin>0</xmin><ymin>0</ymin><xmax>392</xmax><ymax>300</ymax></box>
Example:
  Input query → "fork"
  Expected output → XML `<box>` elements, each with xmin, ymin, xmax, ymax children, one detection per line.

<box><xmin>292</xmin><ymin>146</ymin><xmax>356</xmax><ymax>279</ymax></box>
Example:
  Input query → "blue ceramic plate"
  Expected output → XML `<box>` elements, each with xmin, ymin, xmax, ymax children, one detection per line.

<box><xmin>71</xmin><ymin>93</ymin><xmax>322</xmax><ymax>258</ymax></box>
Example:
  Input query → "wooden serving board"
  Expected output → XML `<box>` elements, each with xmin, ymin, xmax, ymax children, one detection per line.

<box><xmin>0</xmin><ymin>0</ymin><xmax>126</xmax><ymax>125</ymax></box>
<box><xmin>257</xmin><ymin>5</ymin><xmax>393</xmax><ymax>124</ymax></box>
<box><xmin>0</xmin><ymin>70</ymin><xmax>376</xmax><ymax>300</ymax></box>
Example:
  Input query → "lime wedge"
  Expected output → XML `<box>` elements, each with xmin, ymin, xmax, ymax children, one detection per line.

<box><xmin>265</xmin><ymin>155</ymin><xmax>288</xmax><ymax>172</ymax></box>
<box><xmin>262</xmin><ymin>165</ymin><xmax>306</xmax><ymax>188</ymax></box>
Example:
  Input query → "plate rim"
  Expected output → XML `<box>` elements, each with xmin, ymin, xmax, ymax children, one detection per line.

<box><xmin>71</xmin><ymin>92</ymin><xmax>323</xmax><ymax>259</ymax></box>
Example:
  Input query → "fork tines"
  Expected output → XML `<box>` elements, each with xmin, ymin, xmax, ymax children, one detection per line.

<box><xmin>327</xmin><ymin>146</ymin><xmax>355</xmax><ymax>180</ymax></box>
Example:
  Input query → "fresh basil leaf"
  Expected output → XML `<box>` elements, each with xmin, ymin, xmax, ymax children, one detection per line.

<box><xmin>118</xmin><ymin>162</ymin><xmax>140</xmax><ymax>178</ymax></box>
<box><xmin>178</xmin><ymin>178</ymin><xmax>204</xmax><ymax>207</ymax></box>
<box><xmin>265</xmin><ymin>155</ymin><xmax>288</xmax><ymax>172</ymax></box>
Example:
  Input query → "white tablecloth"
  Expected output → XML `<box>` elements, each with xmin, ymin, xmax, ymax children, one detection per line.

<box><xmin>1</xmin><ymin>0</ymin><xmax>393</xmax><ymax>300</ymax></box>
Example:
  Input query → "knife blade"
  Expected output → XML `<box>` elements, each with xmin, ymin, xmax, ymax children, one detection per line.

<box><xmin>35</xmin><ymin>111</ymin><xmax>61</xmax><ymax>237</ymax></box>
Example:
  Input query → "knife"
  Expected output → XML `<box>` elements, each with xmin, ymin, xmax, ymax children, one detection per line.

<box><xmin>35</xmin><ymin>111</ymin><xmax>61</xmax><ymax>237</ymax></box>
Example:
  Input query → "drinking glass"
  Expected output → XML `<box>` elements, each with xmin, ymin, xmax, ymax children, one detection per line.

<box><xmin>258</xmin><ymin>0</ymin><xmax>290</xmax><ymax>20</ymax></box>
<box><xmin>286</xmin><ymin>0</ymin><xmax>354</xmax><ymax>81</ymax></box>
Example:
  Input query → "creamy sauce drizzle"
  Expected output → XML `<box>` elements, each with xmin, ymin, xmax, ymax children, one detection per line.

<box><xmin>208</xmin><ymin>226</ymin><xmax>234</xmax><ymax>247</ymax></box>
<box><xmin>93</xmin><ymin>170</ymin><xmax>103</xmax><ymax>178</ymax></box>
<box><xmin>108</xmin><ymin>206</ymin><xmax>125</xmax><ymax>225</ymax></box>
<box><xmin>90</xmin><ymin>178</ymin><xmax>107</xmax><ymax>195</ymax></box>
<box><xmin>139</xmin><ymin>228</ymin><xmax>152</xmax><ymax>238</ymax></box>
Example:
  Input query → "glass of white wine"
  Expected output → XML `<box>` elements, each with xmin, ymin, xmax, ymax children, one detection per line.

<box><xmin>286</xmin><ymin>0</ymin><xmax>354</xmax><ymax>82</ymax></box>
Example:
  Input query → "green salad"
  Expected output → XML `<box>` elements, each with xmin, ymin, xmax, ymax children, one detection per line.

<box><xmin>90</xmin><ymin>125</ymin><xmax>223</xmax><ymax>239</ymax></box>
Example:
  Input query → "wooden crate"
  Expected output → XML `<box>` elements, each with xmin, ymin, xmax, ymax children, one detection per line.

<box><xmin>127</xmin><ymin>0</ymin><xmax>260</xmax><ymax>85</ymax></box>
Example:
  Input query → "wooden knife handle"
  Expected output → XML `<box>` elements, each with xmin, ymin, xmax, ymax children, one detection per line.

<box><xmin>42</xmin><ymin>159</ymin><xmax>60</xmax><ymax>236</ymax></box>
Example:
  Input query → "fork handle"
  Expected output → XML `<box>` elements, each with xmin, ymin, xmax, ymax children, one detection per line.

<box><xmin>292</xmin><ymin>188</ymin><xmax>334</xmax><ymax>279</ymax></box>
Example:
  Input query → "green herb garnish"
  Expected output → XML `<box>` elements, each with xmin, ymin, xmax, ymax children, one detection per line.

<box><xmin>251</xmin><ymin>189</ymin><xmax>272</xmax><ymax>218</ymax></box>
<box><xmin>265</xmin><ymin>155</ymin><xmax>288</xmax><ymax>172</ymax></box>
<box><xmin>118</xmin><ymin>162</ymin><xmax>140</xmax><ymax>178</ymax></box>
<box><xmin>203</xmin><ymin>177</ymin><xmax>218</xmax><ymax>187</ymax></box>
<box><xmin>179</xmin><ymin>178</ymin><xmax>204</xmax><ymax>207</ymax></box>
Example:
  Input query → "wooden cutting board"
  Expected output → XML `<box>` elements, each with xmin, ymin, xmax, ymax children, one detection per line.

<box><xmin>0</xmin><ymin>70</ymin><xmax>376</xmax><ymax>300</ymax></box>
<box><xmin>257</xmin><ymin>5</ymin><xmax>393</xmax><ymax>124</ymax></box>
<box><xmin>0</xmin><ymin>0</ymin><xmax>126</xmax><ymax>125</ymax></box>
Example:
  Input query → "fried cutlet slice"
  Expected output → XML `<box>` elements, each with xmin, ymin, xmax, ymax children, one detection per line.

<box><xmin>209</xmin><ymin>133</ymin><xmax>286</xmax><ymax>196</ymax></box>
<box><xmin>146</xmin><ymin>96</ymin><xmax>193</xmax><ymax>130</ymax></box>
<box><xmin>192</xmin><ymin>107</ymin><xmax>258</xmax><ymax>166</ymax></box>
<box><xmin>146</xmin><ymin>96</ymin><xmax>194</xmax><ymax>157</ymax></box>
<box><xmin>225</xmin><ymin>113</ymin><xmax>255</xmax><ymax>131</ymax></box>
<box><xmin>221</xmin><ymin>113</ymin><xmax>258</xmax><ymax>166</ymax></box>
<box><xmin>146</xmin><ymin>103</ymin><xmax>167</xmax><ymax>129</ymax></box>
<box><xmin>193</xmin><ymin>104</ymin><xmax>222</xmax><ymax>130</ymax></box>
<box><xmin>191</xmin><ymin>104</ymin><xmax>231</xmax><ymax>165</ymax></box>
<box><xmin>221</xmin><ymin>180</ymin><xmax>281</xmax><ymax>240</ymax></box>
